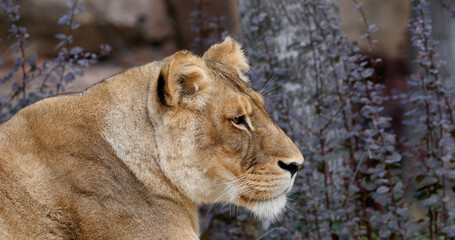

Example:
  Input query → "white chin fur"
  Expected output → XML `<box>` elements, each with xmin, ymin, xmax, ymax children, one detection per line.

<box><xmin>249</xmin><ymin>195</ymin><xmax>287</xmax><ymax>228</ymax></box>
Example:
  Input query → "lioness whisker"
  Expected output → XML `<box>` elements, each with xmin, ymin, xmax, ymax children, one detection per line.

<box><xmin>247</xmin><ymin>185</ymin><xmax>262</xmax><ymax>206</ymax></box>
<box><xmin>222</xmin><ymin>188</ymin><xmax>240</xmax><ymax>217</ymax></box>
<box><xmin>210</xmin><ymin>175</ymin><xmax>247</xmax><ymax>187</ymax></box>
<box><xmin>230</xmin><ymin>181</ymin><xmax>250</xmax><ymax>217</ymax></box>
<box><xmin>259</xmin><ymin>191</ymin><xmax>267</xmax><ymax>202</ymax></box>
<box><xmin>285</xmin><ymin>196</ymin><xmax>296</xmax><ymax>202</ymax></box>
<box><xmin>285</xmin><ymin>204</ymin><xmax>298</xmax><ymax>214</ymax></box>
<box><xmin>262</xmin><ymin>92</ymin><xmax>281</xmax><ymax>101</ymax></box>
<box><xmin>261</xmin><ymin>85</ymin><xmax>281</xmax><ymax>98</ymax></box>
<box><xmin>259</xmin><ymin>73</ymin><xmax>278</xmax><ymax>95</ymax></box>
<box><xmin>207</xmin><ymin>179</ymin><xmax>244</xmax><ymax>215</ymax></box>
<box><xmin>217</xmin><ymin>180</ymin><xmax>245</xmax><ymax>214</ymax></box>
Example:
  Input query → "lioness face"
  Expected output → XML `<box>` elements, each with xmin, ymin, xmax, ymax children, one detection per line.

<box><xmin>152</xmin><ymin>37</ymin><xmax>303</xmax><ymax>224</ymax></box>
<box><xmin>201</xmin><ymin>62</ymin><xmax>304</xmax><ymax>223</ymax></box>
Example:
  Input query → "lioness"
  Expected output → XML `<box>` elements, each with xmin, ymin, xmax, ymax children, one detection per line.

<box><xmin>0</xmin><ymin>37</ymin><xmax>303</xmax><ymax>239</ymax></box>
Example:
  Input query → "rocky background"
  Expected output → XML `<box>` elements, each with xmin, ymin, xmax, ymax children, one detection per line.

<box><xmin>0</xmin><ymin>0</ymin><xmax>413</xmax><ymax>92</ymax></box>
<box><xmin>0</xmin><ymin>0</ymin><xmax>243</xmax><ymax>92</ymax></box>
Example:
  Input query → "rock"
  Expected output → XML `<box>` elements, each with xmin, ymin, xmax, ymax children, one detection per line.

<box><xmin>167</xmin><ymin>0</ymin><xmax>243</xmax><ymax>53</ymax></box>
<box><xmin>1</xmin><ymin>0</ymin><xmax>175</xmax><ymax>59</ymax></box>
<box><xmin>337</xmin><ymin>0</ymin><xmax>411</xmax><ymax>59</ymax></box>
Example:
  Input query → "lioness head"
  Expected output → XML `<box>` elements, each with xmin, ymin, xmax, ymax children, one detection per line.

<box><xmin>148</xmin><ymin>37</ymin><xmax>303</xmax><ymax>224</ymax></box>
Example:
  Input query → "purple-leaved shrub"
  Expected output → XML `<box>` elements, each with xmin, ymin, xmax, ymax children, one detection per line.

<box><xmin>401</xmin><ymin>0</ymin><xmax>455</xmax><ymax>237</ymax></box>
<box><xmin>0</xmin><ymin>0</ymin><xmax>110</xmax><ymax>123</ymax></box>
<box><xmin>189</xmin><ymin>0</ymin><xmax>226</xmax><ymax>54</ymax></box>
<box><xmin>233</xmin><ymin>0</ymin><xmax>455</xmax><ymax>239</ymax></box>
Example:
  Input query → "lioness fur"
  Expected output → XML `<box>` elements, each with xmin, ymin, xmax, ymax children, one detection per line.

<box><xmin>0</xmin><ymin>37</ymin><xmax>303</xmax><ymax>239</ymax></box>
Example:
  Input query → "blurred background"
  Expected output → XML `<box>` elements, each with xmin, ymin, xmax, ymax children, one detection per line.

<box><xmin>0</xmin><ymin>0</ymin><xmax>244</xmax><ymax>92</ymax></box>
<box><xmin>2</xmin><ymin>0</ymin><xmax>455</xmax><ymax>239</ymax></box>
<box><xmin>1</xmin><ymin>0</ymin><xmax>454</xmax><ymax>93</ymax></box>
<box><xmin>0</xmin><ymin>0</ymin><xmax>432</xmax><ymax>92</ymax></box>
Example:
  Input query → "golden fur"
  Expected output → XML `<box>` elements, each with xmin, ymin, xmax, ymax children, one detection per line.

<box><xmin>0</xmin><ymin>37</ymin><xmax>303</xmax><ymax>239</ymax></box>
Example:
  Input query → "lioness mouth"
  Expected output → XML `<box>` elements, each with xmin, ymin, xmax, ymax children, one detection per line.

<box><xmin>239</xmin><ymin>193</ymin><xmax>282</xmax><ymax>204</ymax></box>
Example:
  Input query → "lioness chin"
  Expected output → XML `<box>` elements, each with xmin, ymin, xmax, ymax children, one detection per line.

<box><xmin>0</xmin><ymin>37</ymin><xmax>303</xmax><ymax>240</ymax></box>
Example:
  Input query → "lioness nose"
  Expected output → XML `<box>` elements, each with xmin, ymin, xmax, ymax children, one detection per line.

<box><xmin>278</xmin><ymin>161</ymin><xmax>301</xmax><ymax>176</ymax></box>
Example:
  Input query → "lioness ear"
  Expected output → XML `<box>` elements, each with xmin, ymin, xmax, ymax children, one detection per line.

<box><xmin>158</xmin><ymin>50</ymin><xmax>211</xmax><ymax>108</ymax></box>
<box><xmin>202</xmin><ymin>36</ymin><xmax>250</xmax><ymax>82</ymax></box>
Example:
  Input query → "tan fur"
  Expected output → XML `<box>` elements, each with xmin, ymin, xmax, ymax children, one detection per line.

<box><xmin>0</xmin><ymin>37</ymin><xmax>303</xmax><ymax>239</ymax></box>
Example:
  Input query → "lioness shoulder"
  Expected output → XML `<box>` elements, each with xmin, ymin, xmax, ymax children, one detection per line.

<box><xmin>0</xmin><ymin>37</ymin><xmax>303</xmax><ymax>239</ymax></box>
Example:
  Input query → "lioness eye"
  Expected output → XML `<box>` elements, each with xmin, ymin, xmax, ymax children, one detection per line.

<box><xmin>231</xmin><ymin>115</ymin><xmax>251</xmax><ymax>131</ymax></box>
<box><xmin>232</xmin><ymin>116</ymin><xmax>245</xmax><ymax>125</ymax></box>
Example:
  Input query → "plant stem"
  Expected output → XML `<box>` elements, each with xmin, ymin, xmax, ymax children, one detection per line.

<box><xmin>18</xmin><ymin>38</ymin><xmax>27</xmax><ymax>99</ymax></box>
<box><xmin>57</xmin><ymin>0</ymin><xmax>78</xmax><ymax>94</ymax></box>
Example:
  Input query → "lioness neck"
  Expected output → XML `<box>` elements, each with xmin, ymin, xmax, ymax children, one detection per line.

<box><xmin>100</xmin><ymin>64</ymin><xmax>197</xmax><ymax>190</ymax></box>
<box><xmin>98</xmin><ymin>63</ymin><xmax>199</xmax><ymax>232</ymax></box>
<box><xmin>100</xmin><ymin>64</ymin><xmax>163</xmax><ymax>189</ymax></box>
